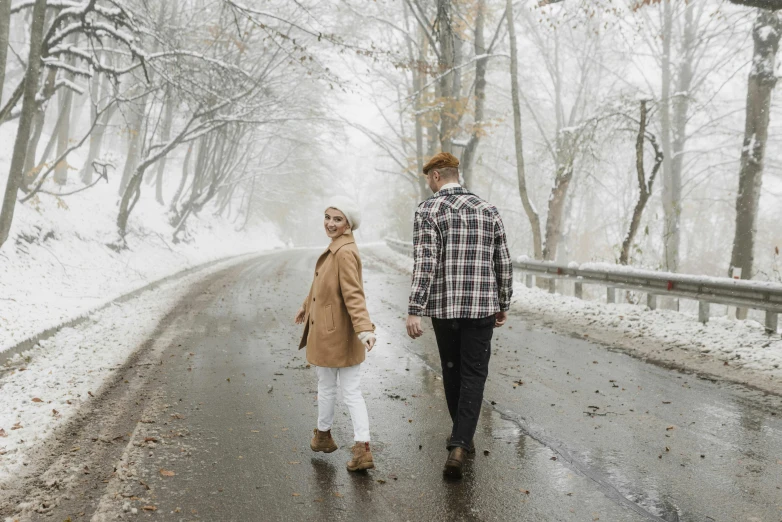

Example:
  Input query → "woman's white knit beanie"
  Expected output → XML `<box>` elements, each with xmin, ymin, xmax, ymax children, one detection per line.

<box><xmin>325</xmin><ymin>197</ymin><xmax>361</xmax><ymax>231</ymax></box>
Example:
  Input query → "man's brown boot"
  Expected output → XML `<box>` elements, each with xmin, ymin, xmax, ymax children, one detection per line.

<box><xmin>310</xmin><ymin>429</ymin><xmax>338</xmax><ymax>453</ymax></box>
<box><xmin>443</xmin><ymin>447</ymin><xmax>467</xmax><ymax>479</ymax></box>
<box><xmin>346</xmin><ymin>441</ymin><xmax>374</xmax><ymax>471</ymax></box>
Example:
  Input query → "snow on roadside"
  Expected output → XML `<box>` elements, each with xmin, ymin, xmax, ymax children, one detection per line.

<box><xmin>0</xmin><ymin>253</ymin><xmax>259</xmax><ymax>484</ymax></box>
<box><xmin>512</xmin><ymin>283</ymin><xmax>782</xmax><ymax>377</ymax></box>
<box><xmin>374</xmin><ymin>243</ymin><xmax>782</xmax><ymax>378</ymax></box>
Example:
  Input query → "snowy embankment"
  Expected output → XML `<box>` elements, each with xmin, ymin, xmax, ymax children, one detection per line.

<box><xmin>0</xmin><ymin>124</ymin><xmax>281</xmax><ymax>483</ymax></box>
<box><xmin>0</xmin><ymin>127</ymin><xmax>280</xmax><ymax>356</ymax></box>
<box><xmin>376</xmin><ymin>244</ymin><xmax>782</xmax><ymax>389</ymax></box>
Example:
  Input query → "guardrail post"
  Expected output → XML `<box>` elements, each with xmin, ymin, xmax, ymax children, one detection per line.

<box><xmin>548</xmin><ymin>278</ymin><xmax>556</xmax><ymax>294</ymax></box>
<box><xmin>698</xmin><ymin>301</ymin><xmax>710</xmax><ymax>324</ymax></box>
<box><xmin>647</xmin><ymin>294</ymin><xmax>657</xmax><ymax>310</ymax></box>
<box><xmin>525</xmin><ymin>274</ymin><xmax>534</xmax><ymax>288</ymax></box>
<box><xmin>574</xmin><ymin>281</ymin><xmax>583</xmax><ymax>299</ymax></box>
<box><xmin>606</xmin><ymin>287</ymin><xmax>616</xmax><ymax>304</ymax></box>
<box><xmin>765</xmin><ymin>311</ymin><xmax>778</xmax><ymax>334</ymax></box>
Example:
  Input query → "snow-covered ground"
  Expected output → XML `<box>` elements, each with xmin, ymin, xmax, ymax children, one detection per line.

<box><xmin>377</xmin><ymin>244</ymin><xmax>782</xmax><ymax>388</ymax></box>
<box><xmin>0</xmin><ymin>253</ymin><xmax>261</xmax><ymax>484</ymax></box>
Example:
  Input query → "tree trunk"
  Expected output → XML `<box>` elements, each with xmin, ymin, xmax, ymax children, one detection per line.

<box><xmin>660</xmin><ymin>0</ymin><xmax>680</xmax><ymax>272</ymax></box>
<box><xmin>0</xmin><ymin>0</ymin><xmax>11</xmax><ymax>104</ymax></box>
<box><xmin>621</xmin><ymin>101</ymin><xmax>663</xmax><ymax>265</ymax></box>
<box><xmin>81</xmin><ymin>71</ymin><xmax>115</xmax><ymax>184</ymax></box>
<box><xmin>0</xmin><ymin>0</ymin><xmax>47</xmax><ymax>249</ymax></box>
<box><xmin>729</xmin><ymin>10</ymin><xmax>781</xmax><ymax>301</ymax></box>
<box><xmin>436</xmin><ymin>0</ymin><xmax>455</xmax><ymax>153</ymax></box>
<box><xmin>53</xmin><ymin>85</ymin><xmax>74</xmax><ymax>185</ymax></box>
<box><xmin>543</xmin><ymin>132</ymin><xmax>575</xmax><ymax>261</ymax></box>
<box><xmin>460</xmin><ymin>0</ymin><xmax>486</xmax><ymax>191</ymax></box>
<box><xmin>170</xmin><ymin>143</ymin><xmax>193</xmax><ymax>216</ymax></box>
<box><xmin>119</xmin><ymin>97</ymin><xmax>147</xmax><ymax>195</ymax></box>
<box><xmin>22</xmin><ymin>67</ymin><xmax>56</xmax><ymax>190</ymax></box>
<box><xmin>154</xmin><ymin>88</ymin><xmax>176</xmax><ymax>204</ymax></box>
<box><xmin>506</xmin><ymin>0</ymin><xmax>543</xmax><ymax>259</ymax></box>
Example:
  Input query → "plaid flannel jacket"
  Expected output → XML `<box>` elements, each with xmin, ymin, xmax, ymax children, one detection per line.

<box><xmin>408</xmin><ymin>186</ymin><xmax>513</xmax><ymax>319</ymax></box>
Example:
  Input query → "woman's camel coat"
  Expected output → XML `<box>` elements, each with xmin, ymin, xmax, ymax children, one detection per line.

<box><xmin>299</xmin><ymin>234</ymin><xmax>374</xmax><ymax>368</ymax></box>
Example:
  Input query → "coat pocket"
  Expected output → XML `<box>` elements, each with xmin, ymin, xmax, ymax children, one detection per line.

<box><xmin>325</xmin><ymin>304</ymin><xmax>336</xmax><ymax>332</ymax></box>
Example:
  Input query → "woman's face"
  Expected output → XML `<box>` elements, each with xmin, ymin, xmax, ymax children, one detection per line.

<box><xmin>324</xmin><ymin>208</ymin><xmax>350</xmax><ymax>239</ymax></box>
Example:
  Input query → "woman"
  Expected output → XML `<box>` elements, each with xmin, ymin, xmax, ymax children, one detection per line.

<box><xmin>294</xmin><ymin>197</ymin><xmax>377</xmax><ymax>472</ymax></box>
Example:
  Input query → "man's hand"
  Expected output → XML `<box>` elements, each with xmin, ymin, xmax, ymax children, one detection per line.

<box><xmin>294</xmin><ymin>307</ymin><xmax>306</xmax><ymax>324</ymax></box>
<box><xmin>365</xmin><ymin>336</ymin><xmax>376</xmax><ymax>351</ymax></box>
<box><xmin>494</xmin><ymin>311</ymin><xmax>508</xmax><ymax>328</ymax></box>
<box><xmin>406</xmin><ymin>315</ymin><xmax>424</xmax><ymax>339</ymax></box>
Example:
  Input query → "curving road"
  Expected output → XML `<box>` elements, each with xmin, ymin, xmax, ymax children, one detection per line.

<box><xmin>7</xmin><ymin>246</ymin><xmax>782</xmax><ymax>521</ymax></box>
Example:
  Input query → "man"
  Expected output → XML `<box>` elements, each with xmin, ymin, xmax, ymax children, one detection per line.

<box><xmin>406</xmin><ymin>152</ymin><xmax>513</xmax><ymax>479</ymax></box>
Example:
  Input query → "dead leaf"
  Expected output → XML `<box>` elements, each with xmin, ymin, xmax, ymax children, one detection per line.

<box><xmin>11</xmin><ymin>423</ymin><xmax>22</xmax><ymax>430</ymax></box>
<box><xmin>142</xmin><ymin>505</ymin><xmax>157</xmax><ymax>512</ymax></box>
<box><xmin>520</xmin><ymin>489</ymin><xmax>530</xmax><ymax>495</ymax></box>
<box><xmin>666</xmin><ymin>426</ymin><xmax>675</xmax><ymax>431</ymax></box>
<box><xmin>292</xmin><ymin>493</ymin><xmax>301</xmax><ymax>497</ymax></box>
<box><xmin>159</xmin><ymin>469</ymin><xmax>175</xmax><ymax>477</ymax></box>
<box><xmin>88</xmin><ymin>391</ymin><xmax>94</xmax><ymax>397</ymax></box>
<box><xmin>31</xmin><ymin>398</ymin><xmax>43</xmax><ymax>403</ymax></box>
<box><xmin>313</xmin><ymin>498</ymin><xmax>323</xmax><ymax>502</ymax></box>
<box><xmin>377</xmin><ymin>479</ymin><xmax>386</xmax><ymax>484</ymax></box>
<box><xmin>0</xmin><ymin>429</ymin><xmax>6</xmax><ymax>437</ymax></box>
<box><xmin>144</xmin><ymin>437</ymin><xmax>158</xmax><ymax>443</ymax></box>
<box><xmin>334</xmin><ymin>492</ymin><xmax>344</xmax><ymax>498</ymax></box>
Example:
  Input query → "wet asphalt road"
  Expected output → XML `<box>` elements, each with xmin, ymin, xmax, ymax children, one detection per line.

<box><xmin>85</xmin><ymin>247</ymin><xmax>782</xmax><ymax>521</ymax></box>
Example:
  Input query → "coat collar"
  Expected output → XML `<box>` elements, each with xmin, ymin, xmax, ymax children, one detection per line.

<box><xmin>327</xmin><ymin>234</ymin><xmax>355</xmax><ymax>254</ymax></box>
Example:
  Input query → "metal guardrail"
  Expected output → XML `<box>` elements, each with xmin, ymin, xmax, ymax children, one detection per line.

<box><xmin>384</xmin><ymin>238</ymin><xmax>781</xmax><ymax>333</ymax></box>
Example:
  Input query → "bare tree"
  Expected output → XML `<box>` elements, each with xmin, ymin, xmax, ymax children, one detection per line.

<box><xmin>620</xmin><ymin>100</ymin><xmax>664</xmax><ymax>265</ymax></box>
<box><xmin>507</xmin><ymin>0</ymin><xmax>543</xmax><ymax>259</ymax></box>
<box><xmin>0</xmin><ymin>0</ymin><xmax>46</xmax><ymax>249</ymax></box>
<box><xmin>0</xmin><ymin>0</ymin><xmax>10</xmax><ymax>103</ymax></box>
<box><xmin>729</xmin><ymin>10</ymin><xmax>782</xmax><ymax>295</ymax></box>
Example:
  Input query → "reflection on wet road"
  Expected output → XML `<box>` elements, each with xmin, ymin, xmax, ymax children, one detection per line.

<box><xmin>107</xmin><ymin>247</ymin><xmax>781</xmax><ymax>521</ymax></box>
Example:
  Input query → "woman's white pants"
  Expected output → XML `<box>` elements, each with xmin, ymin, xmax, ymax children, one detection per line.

<box><xmin>316</xmin><ymin>364</ymin><xmax>370</xmax><ymax>442</ymax></box>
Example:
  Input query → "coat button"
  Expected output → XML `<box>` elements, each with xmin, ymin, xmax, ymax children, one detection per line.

<box><xmin>311</xmin><ymin>320</ymin><xmax>314</xmax><ymax>325</ymax></box>
<box><xmin>313</xmin><ymin>297</ymin><xmax>316</xmax><ymax>301</ymax></box>
<box><xmin>315</xmin><ymin>271</ymin><xmax>318</xmax><ymax>276</ymax></box>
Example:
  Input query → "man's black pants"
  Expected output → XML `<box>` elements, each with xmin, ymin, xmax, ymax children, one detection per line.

<box><xmin>431</xmin><ymin>315</ymin><xmax>495</xmax><ymax>451</ymax></box>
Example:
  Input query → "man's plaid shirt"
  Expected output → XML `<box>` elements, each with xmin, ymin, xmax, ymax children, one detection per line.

<box><xmin>408</xmin><ymin>186</ymin><xmax>513</xmax><ymax>319</ymax></box>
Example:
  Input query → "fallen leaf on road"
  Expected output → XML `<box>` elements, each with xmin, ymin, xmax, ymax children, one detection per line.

<box><xmin>11</xmin><ymin>423</ymin><xmax>22</xmax><ymax>430</ymax></box>
<box><xmin>251</xmin><ymin>430</ymin><xmax>260</xmax><ymax>433</ymax></box>
<box><xmin>666</xmin><ymin>426</ymin><xmax>675</xmax><ymax>431</ymax></box>
<box><xmin>31</xmin><ymin>398</ymin><xmax>43</xmax><ymax>403</ymax></box>
<box><xmin>142</xmin><ymin>506</ymin><xmax>157</xmax><ymax>512</ymax></box>
<box><xmin>377</xmin><ymin>479</ymin><xmax>386</xmax><ymax>484</ymax></box>
<box><xmin>160</xmin><ymin>469</ymin><xmax>175</xmax><ymax>477</ymax></box>
<box><xmin>520</xmin><ymin>489</ymin><xmax>530</xmax><ymax>495</ymax></box>
<box><xmin>292</xmin><ymin>493</ymin><xmax>300</xmax><ymax>497</ymax></box>
<box><xmin>334</xmin><ymin>492</ymin><xmax>344</xmax><ymax>498</ymax></box>
<box><xmin>0</xmin><ymin>429</ymin><xmax>6</xmax><ymax>437</ymax></box>
<box><xmin>313</xmin><ymin>498</ymin><xmax>323</xmax><ymax>502</ymax></box>
<box><xmin>144</xmin><ymin>437</ymin><xmax>158</xmax><ymax>443</ymax></box>
<box><xmin>88</xmin><ymin>391</ymin><xmax>94</xmax><ymax>397</ymax></box>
